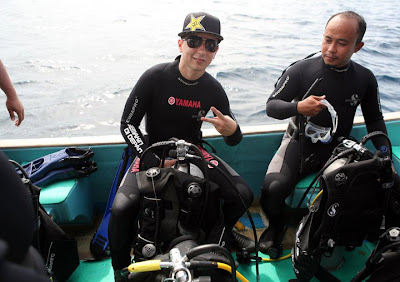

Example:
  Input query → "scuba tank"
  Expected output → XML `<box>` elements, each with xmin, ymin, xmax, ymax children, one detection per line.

<box><xmin>174</xmin><ymin>139</ymin><xmax>205</xmax><ymax>178</ymax></box>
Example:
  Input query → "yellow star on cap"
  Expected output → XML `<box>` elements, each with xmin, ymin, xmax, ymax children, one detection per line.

<box><xmin>185</xmin><ymin>15</ymin><xmax>206</xmax><ymax>32</ymax></box>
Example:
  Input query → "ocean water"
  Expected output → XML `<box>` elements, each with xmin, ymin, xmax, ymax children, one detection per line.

<box><xmin>0</xmin><ymin>0</ymin><xmax>399</xmax><ymax>139</ymax></box>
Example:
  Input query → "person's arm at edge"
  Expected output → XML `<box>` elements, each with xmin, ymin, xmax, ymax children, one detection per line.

<box><xmin>0</xmin><ymin>60</ymin><xmax>24</xmax><ymax>126</ymax></box>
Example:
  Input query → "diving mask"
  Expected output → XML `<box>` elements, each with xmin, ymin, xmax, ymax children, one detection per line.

<box><xmin>305</xmin><ymin>99</ymin><xmax>338</xmax><ymax>144</ymax></box>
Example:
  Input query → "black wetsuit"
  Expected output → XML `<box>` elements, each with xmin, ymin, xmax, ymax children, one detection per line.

<box><xmin>0</xmin><ymin>150</ymin><xmax>48</xmax><ymax>281</ymax></box>
<box><xmin>109</xmin><ymin>56</ymin><xmax>254</xmax><ymax>270</ymax></box>
<box><xmin>261</xmin><ymin>55</ymin><xmax>390</xmax><ymax>223</ymax></box>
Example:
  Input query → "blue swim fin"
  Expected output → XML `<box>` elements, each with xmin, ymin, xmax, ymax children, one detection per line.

<box><xmin>16</xmin><ymin>147</ymin><xmax>94</xmax><ymax>184</ymax></box>
<box><xmin>90</xmin><ymin>147</ymin><xmax>132</xmax><ymax>259</ymax></box>
<box><xmin>33</xmin><ymin>160</ymin><xmax>97</xmax><ymax>187</ymax></box>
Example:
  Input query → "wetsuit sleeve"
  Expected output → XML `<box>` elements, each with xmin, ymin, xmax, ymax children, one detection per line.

<box><xmin>120</xmin><ymin>68</ymin><xmax>160</xmax><ymax>167</ymax></box>
<box><xmin>266</xmin><ymin>68</ymin><xmax>300</xmax><ymax>120</ymax></box>
<box><xmin>360</xmin><ymin>73</ymin><xmax>390</xmax><ymax>156</ymax></box>
<box><xmin>224</xmin><ymin>123</ymin><xmax>242</xmax><ymax>146</ymax></box>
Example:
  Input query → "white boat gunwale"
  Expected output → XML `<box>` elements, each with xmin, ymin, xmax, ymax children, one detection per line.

<box><xmin>2</xmin><ymin>112</ymin><xmax>400</xmax><ymax>149</ymax></box>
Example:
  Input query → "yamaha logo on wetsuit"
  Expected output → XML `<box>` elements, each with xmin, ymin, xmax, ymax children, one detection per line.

<box><xmin>168</xmin><ymin>96</ymin><xmax>201</xmax><ymax>108</ymax></box>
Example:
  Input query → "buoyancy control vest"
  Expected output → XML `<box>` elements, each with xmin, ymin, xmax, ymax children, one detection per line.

<box><xmin>133</xmin><ymin>166</ymin><xmax>222</xmax><ymax>261</ymax></box>
<box><xmin>9</xmin><ymin>159</ymin><xmax>80</xmax><ymax>281</ymax></box>
<box><xmin>292</xmin><ymin>132</ymin><xmax>394</xmax><ymax>281</ymax></box>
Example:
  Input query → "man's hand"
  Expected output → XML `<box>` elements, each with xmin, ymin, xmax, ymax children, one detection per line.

<box><xmin>297</xmin><ymin>95</ymin><xmax>327</xmax><ymax>117</ymax></box>
<box><xmin>201</xmin><ymin>106</ymin><xmax>237</xmax><ymax>136</ymax></box>
<box><xmin>162</xmin><ymin>159</ymin><xmax>177</xmax><ymax>168</ymax></box>
<box><xmin>1</xmin><ymin>60</ymin><xmax>24</xmax><ymax>126</ymax></box>
<box><xmin>6</xmin><ymin>96</ymin><xmax>24</xmax><ymax>126</ymax></box>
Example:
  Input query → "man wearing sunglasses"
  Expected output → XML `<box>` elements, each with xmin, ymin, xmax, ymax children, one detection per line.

<box><xmin>110</xmin><ymin>12</ymin><xmax>254</xmax><ymax>281</ymax></box>
<box><xmin>259</xmin><ymin>11</ymin><xmax>391</xmax><ymax>258</ymax></box>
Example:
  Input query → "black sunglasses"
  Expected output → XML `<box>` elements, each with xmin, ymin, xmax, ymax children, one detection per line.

<box><xmin>183</xmin><ymin>35</ymin><xmax>219</xmax><ymax>53</ymax></box>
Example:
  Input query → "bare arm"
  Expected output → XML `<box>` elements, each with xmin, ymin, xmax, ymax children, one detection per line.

<box><xmin>0</xmin><ymin>60</ymin><xmax>24</xmax><ymax>126</ymax></box>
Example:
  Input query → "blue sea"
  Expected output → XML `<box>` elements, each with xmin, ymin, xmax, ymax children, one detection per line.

<box><xmin>1</xmin><ymin>0</ymin><xmax>399</xmax><ymax>139</ymax></box>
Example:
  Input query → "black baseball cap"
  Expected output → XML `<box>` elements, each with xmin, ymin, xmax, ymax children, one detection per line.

<box><xmin>178</xmin><ymin>12</ymin><xmax>223</xmax><ymax>41</ymax></box>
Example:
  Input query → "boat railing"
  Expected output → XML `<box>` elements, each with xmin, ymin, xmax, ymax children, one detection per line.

<box><xmin>0</xmin><ymin>113</ymin><xmax>385</xmax><ymax>149</ymax></box>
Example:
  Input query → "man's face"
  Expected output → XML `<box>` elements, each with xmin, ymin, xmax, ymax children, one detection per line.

<box><xmin>321</xmin><ymin>15</ymin><xmax>364</xmax><ymax>68</ymax></box>
<box><xmin>178</xmin><ymin>32</ymin><xmax>219</xmax><ymax>79</ymax></box>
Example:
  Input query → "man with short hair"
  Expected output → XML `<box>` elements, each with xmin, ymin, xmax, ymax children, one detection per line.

<box><xmin>109</xmin><ymin>12</ymin><xmax>254</xmax><ymax>281</ymax></box>
<box><xmin>259</xmin><ymin>11</ymin><xmax>390</xmax><ymax>257</ymax></box>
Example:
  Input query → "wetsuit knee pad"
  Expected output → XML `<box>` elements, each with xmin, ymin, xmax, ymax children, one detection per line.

<box><xmin>263</xmin><ymin>174</ymin><xmax>293</xmax><ymax>196</ymax></box>
<box><xmin>261</xmin><ymin>174</ymin><xmax>293</xmax><ymax>213</ymax></box>
<box><xmin>111</xmin><ymin>188</ymin><xmax>141</xmax><ymax>217</ymax></box>
<box><xmin>235</xmin><ymin>182</ymin><xmax>254</xmax><ymax>208</ymax></box>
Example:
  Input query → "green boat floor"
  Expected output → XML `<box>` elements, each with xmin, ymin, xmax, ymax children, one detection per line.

<box><xmin>67</xmin><ymin>242</ymin><xmax>375</xmax><ymax>282</ymax></box>
<box><xmin>67</xmin><ymin>259</ymin><xmax>114</xmax><ymax>282</ymax></box>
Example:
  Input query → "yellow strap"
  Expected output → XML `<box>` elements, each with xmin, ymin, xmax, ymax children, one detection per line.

<box><xmin>127</xmin><ymin>260</ymin><xmax>162</xmax><ymax>273</ymax></box>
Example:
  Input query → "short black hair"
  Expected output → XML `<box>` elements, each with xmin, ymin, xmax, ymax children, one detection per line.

<box><xmin>326</xmin><ymin>11</ymin><xmax>366</xmax><ymax>44</ymax></box>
